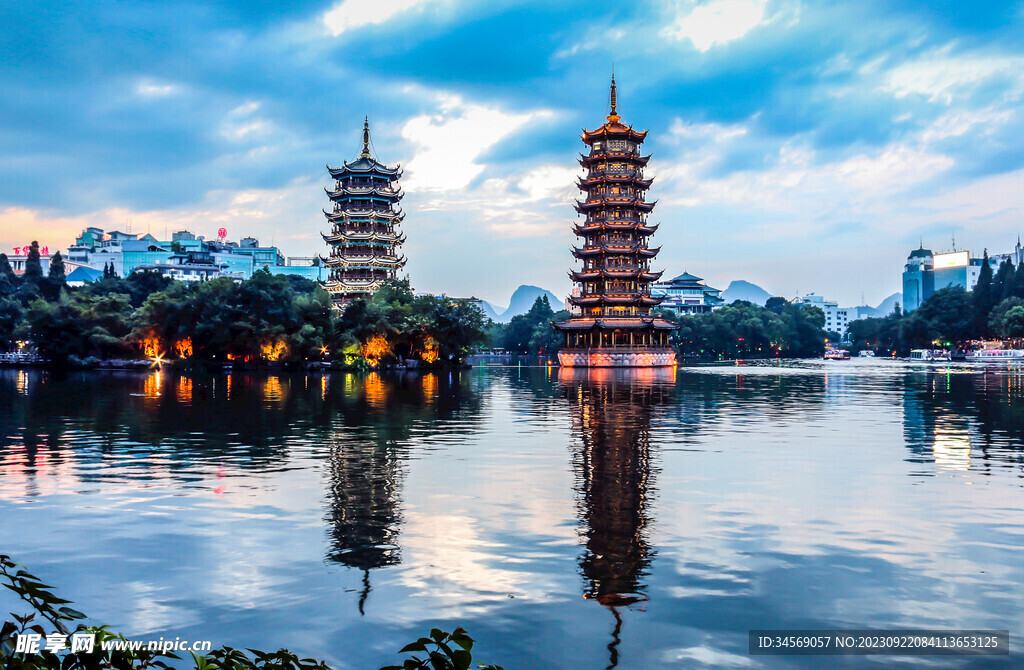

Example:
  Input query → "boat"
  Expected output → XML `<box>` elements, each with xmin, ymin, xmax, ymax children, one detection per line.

<box><xmin>909</xmin><ymin>349</ymin><xmax>951</xmax><ymax>362</ymax></box>
<box><xmin>965</xmin><ymin>349</ymin><xmax>1024</xmax><ymax>362</ymax></box>
<box><xmin>824</xmin><ymin>349</ymin><xmax>850</xmax><ymax>360</ymax></box>
<box><xmin>858</xmin><ymin>350</ymin><xmax>876</xmax><ymax>358</ymax></box>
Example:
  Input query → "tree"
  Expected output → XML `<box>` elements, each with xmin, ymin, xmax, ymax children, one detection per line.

<box><xmin>24</xmin><ymin>241</ymin><xmax>43</xmax><ymax>282</ymax></box>
<box><xmin>994</xmin><ymin>258</ymin><xmax>1015</xmax><ymax>302</ymax></box>
<box><xmin>428</xmin><ymin>298</ymin><xmax>491</xmax><ymax>362</ymax></box>
<box><xmin>0</xmin><ymin>298</ymin><xmax>23</xmax><ymax>351</ymax></box>
<box><xmin>0</xmin><ymin>253</ymin><xmax>13</xmax><ymax>279</ymax></box>
<box><xmin>48</xmin><ymin>251</ymin><xmax>66</xmax><ymax>282</ymax></box>
<box><xmin>989</xmin><ymin>297</ymin><xmax>1024</xmax><ymax>339</ymax></box>
<box><xmin>0</xmin><ymin>254</ymin><xmax>15</xmax><ymax>297</ymax></box>
<box><xmin>907</xmin><ymin>286</ymin><xmax>974</xmax><ymax>346</ymax></box>
<box><xmin>996</xmin><ymin>306</ymin><xmax>1024</xmax><ymax>339</ymax></box>
<box><xmin>973</xmin><ymin>250</ymin><xmax>996</xmax><ymax>336</ymax></box>
<box><xmin>500</xmin><ymin>296</ymin><xmax>555</xmax><ymax>354</ymax></box>
<box><xmin>1010</xmin><ymin>261</ymin><xmax>1024</xmax><ymax>300</ymax></box>
<box><xmin>764</xmin><ymin>296</ymin><xmax>788</xmax><ymax>314</ymax></box>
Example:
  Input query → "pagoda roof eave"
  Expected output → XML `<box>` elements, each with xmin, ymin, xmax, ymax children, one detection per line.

<box><xmin>580</xmin><ymin>123</ymin><xmax>649</xmax><ymax>142</ymax></box>
<box><xmin>325</xmin><ymin>186</ymin><xmax>404</xmax><ymax>199</ymax></box>
<box><xmin>327</xmin><ymin>159</ymin><xmax>402</xmax><ymax>178</ymax></box>
<box><xmin>553</xmin><ymin>317</ymin><xmax>679</xmax><ymax>331</ymax></box>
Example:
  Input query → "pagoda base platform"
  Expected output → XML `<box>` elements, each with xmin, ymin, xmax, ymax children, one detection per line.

<box><xmin>557</xmin><ymin>348</ymin><xmax>676</xmax><ymax>368</ymax></box>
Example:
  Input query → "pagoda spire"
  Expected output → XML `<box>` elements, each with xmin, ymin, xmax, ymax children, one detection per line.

<box><xmin>361</xmin><ymin>117</ymin><xmax>371</xmax><ymax>159</ymax></box>
<box><xmin>607</xmin><ymin>73</ymin><xmax>620</xmax><ymax>124</ymax></box>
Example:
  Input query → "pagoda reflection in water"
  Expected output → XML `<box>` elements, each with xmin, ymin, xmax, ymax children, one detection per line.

<box><xmin>323</xmin><ymin>373</ymin><xmax>407</xmax><ymax>614</ymax></box>
<box><xmin>559</xmin><ymin>367</ymin><xmax>675</xmax><ymax>669</ymax></box>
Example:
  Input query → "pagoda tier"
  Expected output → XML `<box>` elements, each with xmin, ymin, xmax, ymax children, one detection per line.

<box><xmin>321</xmin><ymin>253</ymin><xmax>406</xmax><ymax>269</ymax></box>
<box><xmin>322</xmin><ymin>230</ymin><xmax>406</xmax><ymax>245</ymax></box>
<box><xmin>577</xmin><ymin>174</ymin><xmax>654</xmax><ymax>189</ymax></box>
<box><xmin>573</xmin><ymin>222</ymin><xmax>659</xmax><ymax>236</ymax></box>
<box><xmin>325</xmin><ymin>185</ymin><xmax>405</xmax><ymax>200</ymax></box>
<box><xmin>320</xmin><ymin>118</ymin><xmax>407</xmax><ymax>308</ymax></box>
<box><xmin>569</xmin><ymin>268</ymin><xmax>664</xmax><ymax>282</ymax></box>
<box><xmin>324</xmin><ymin>208</ymin><xmax>404</xmax><ymax>224</ymax></box>
<box><xmin>553</xmin><ymin>76</ymin><xmax>678</xmax><ymax>367</ymax></box>
<box><xmin>579</xmin><ymin>153</ymin><xmax>651</xmax><ymax>168</ymax></box>
<box><xmin>574</xmin><ymin>198</ymin><xmax>656</xmax><ymax>213</ymax></box>
<box><xmin>572</xmin><ymin>244</ymin><xmax>661</xmax><ymax>258</ymax></box>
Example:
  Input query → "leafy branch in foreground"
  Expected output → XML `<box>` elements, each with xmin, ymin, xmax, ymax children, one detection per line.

<box><xmin>0</xmin><ymin>554</ymin><xmax>502</xmax><ymax>670</ymax></box>
<box><xmin>380</xmin><ymin>627</ymin><xmax>503</xmax><ymax>670</ymax></box>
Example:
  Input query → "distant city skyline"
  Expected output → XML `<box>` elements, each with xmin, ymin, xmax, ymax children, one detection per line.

<box><xmin>2</xmin><ymin>0</ymin><xmax>1023</xmax><ymax>307</ymax></box>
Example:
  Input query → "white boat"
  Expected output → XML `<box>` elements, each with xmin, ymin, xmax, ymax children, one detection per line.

<box><xmin>965</xmin><ymin>349</ymin><xmax>1024</xmax><ymax>362</ymax></box>
<box><xmin>858</xmin><ymin>350</ymin><xmax>876</xmax><ymax>358</ymax></box>
<box><xmin>824</xmin><ymin>349</ymin><xmax>850</xmax><ymax>360</ymax></box>
<box><xmin>909</xmin><ymin>349</ymin><xmax>951</xmax><ymax>362</ymax></box>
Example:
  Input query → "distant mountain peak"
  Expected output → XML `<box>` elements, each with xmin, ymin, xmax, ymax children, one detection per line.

<box><xmin>722</xmin><ymin>280</ymin><xmax>773</xmax><ymax>307</ymax></box>
<box><xmin>477</xmin><ymin>285</ymin><xmax>561</xmax><ymax>322</ymax></box>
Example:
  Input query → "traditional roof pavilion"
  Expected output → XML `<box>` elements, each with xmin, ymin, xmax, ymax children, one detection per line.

<box><xmin>553</xmin><ymin>76</ymin><xmax>678</xmax><ymax>367</ymax></box>
<box><xmin>320</xmin><ymin>118</ymin><xmax>407</xmax><ymax>308</ymax></box>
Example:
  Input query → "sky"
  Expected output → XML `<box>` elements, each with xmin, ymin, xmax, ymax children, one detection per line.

<box><xmin>1</xmin><ymin>0</ymin><xmax>1023</xmax><ymax>308</ymax></box>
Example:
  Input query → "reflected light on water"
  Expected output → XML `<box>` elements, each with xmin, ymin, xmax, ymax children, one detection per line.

<box><xmin>932</xmin><ymin>418</ymin><xmax>972</xmax><ymax>470</ymax></box>
<box><xmin>1</xmin><ymin>363</ymin><xmax>1024</xmax><ymax>669</ymax></box>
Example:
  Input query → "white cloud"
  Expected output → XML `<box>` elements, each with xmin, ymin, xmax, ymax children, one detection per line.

<box><xmin>663</xmin><ymin>0</ymin><xmax>768</xmax><ymax>51</ymax></box>
<box><xmin>400</xmin><ymin>95</ymin><xmax>553</xmax><ymax>192</ymax></box>
<box><xmin>135</xmin><ymin>80</ymin><xmax>177</xmax><ymax>97</ymax></box>
<box><xmin>883</xmin><ymin>47</ymin><xmax>1024</xmax><ymax>104</ymax></box>
<box><xmin>322</xmin><ymin>0</ymin><xmax>444</xmax><ymax>36</ymax></box>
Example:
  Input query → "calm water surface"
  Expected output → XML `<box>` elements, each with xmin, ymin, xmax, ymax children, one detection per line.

<box><xmin>0</xmin><ymin>362</ymin><xmax>1022</xmax><ymax>669</ymax></box>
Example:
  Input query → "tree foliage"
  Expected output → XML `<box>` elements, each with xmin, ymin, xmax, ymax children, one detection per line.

<box><xmin>675</xmin><ymin>299</ymin><xmax>826</xmax><ymax>359</ymax></box>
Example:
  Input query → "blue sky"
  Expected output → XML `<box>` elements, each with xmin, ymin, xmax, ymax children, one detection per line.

<box><xmin>2</xmin><ymin>0</ymin><xmax>1023</xmax><ymax>307</ymax></box>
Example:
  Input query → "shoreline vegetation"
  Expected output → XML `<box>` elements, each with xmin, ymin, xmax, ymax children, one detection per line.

<box><xmin>5</xmin><ymin>243</ymin><xmax>1024</xmax><ymax>369</ymax></box>
<box><xmin>0</xmin><ymin>244</ymin><xmax>489</xmax><ymax>371</ymax></box>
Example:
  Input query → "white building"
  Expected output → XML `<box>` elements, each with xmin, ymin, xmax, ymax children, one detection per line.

<box><xmin>792</xmin><ymin>293</ymin><xmax>873</xmax><ymax>338</ymax></box>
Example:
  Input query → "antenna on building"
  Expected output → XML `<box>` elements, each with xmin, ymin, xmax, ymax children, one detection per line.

<box><xmin>951</xmin><ymin>233</ymin><xmax>956</xmax><ymax>251</ymax></box>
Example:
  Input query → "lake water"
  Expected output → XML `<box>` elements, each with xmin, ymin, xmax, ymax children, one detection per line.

<box><xmin>0</xmin><ymin>362</ymin><xmax>1022</xmax><ymax>669</ymax></box>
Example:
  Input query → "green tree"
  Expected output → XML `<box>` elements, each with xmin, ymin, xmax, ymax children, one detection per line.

<box><xmin>501</xmin><ymin>296</ymin><xmax>555</xmax><ymax>354</ymax></box>
<box><xmin>25</xmin><ymin>296</ymin><xmax>87</xmax><ymax>365</ymax></box>
<box><xmin>0</xmin><ymin>254</ymin><xmax>15</xmax><ymax>297</ymax></box>
<box><xmin>989</xmin><ymin>297</ymin><xmax>1024</xmax><ymax>339</ymax></box>
<box><xmin>973</xmin><ymin>250</ymin><xmax>996</xmax><ymax>336</ymax></box>
<box><xmin>427</xmin><ymin>297</ymin><xmax>491</xmax><ymax>363</ymax></box>
<box><xmin>48</xmin><ymin>251</ymin><xmax>66</xmax><ymax>282</ymax></box>
<box><xmin>23</xmin><ymin>241</ymin><xmax>43</xmax><ymax>282</ymax></box>
<box><xmin>994</xmin><ymin>258</ymin><xmax>1015</xmax><ymax>302</ymax></box>
<box><xmin>905</xmin><ymin>286</ymin><xmax>973</xmax><ymax>347</ymax></box>
<box><xmin>995</xmin><ymin>306</ymin><xmax>1024</xmax><ymax>339</ymax></box>
<box><xmin>0</xmin><ymin>298</ymin><xmax>23</xmax><ymax>351</ymax></box>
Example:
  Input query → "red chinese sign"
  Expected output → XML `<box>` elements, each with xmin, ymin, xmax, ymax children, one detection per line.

<box><xmin>12</xmin><ymin>246</ymin><xmax>49</xmax><ymax>256</ymax></box>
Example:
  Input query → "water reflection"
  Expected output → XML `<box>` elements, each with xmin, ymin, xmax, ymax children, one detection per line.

<box><xmin>3</xmin><ymin>366</ymin><xmax>1024</xmax><ymax>669</ymax></box>
<box><xmin>319</xmin><ymin>372</ymin><xmax>486</xmax><ymax>613</ymax></box>
<box><xmin>902</xmin><ymin>370</ymin><xmax>1024</xmax><ymax>474</ymax></box>
<box><xmin>559</xmin><ymin>367</ymin><xmax>675</xmax><ymax>669</ymax></box>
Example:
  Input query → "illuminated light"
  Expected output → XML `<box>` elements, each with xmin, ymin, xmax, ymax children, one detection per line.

<box><xmin>143</xmin><ymin>370</ymin><xmax>163</xmax><ymax>398</ymax></box>
<box><xmin>418</xmin><ymin>337</ymin><xmax>440</xmax><ymax>363</ymax></box>
<box><xmin>261</xmin><ymin>340</ymin><xmax>288</xmax><ymax>362</ymax></box>
<box><xmin>139</xmin><ymin>332</ymin><xmax>162</xmax><ymax>358</ymax></box>
<box><xmin>174</xmin><ymin>338</ymin><xmax>193</xmax><ymax>358</ymax></box>
<box><xmin>933</xmin><ymin>251</ymin><xmax>969</xmax><ymax>269</ymax></box>
<box><xmin>361</xmin><ymin>334</ymin><xmax>391</xmax><ymax>366</ymax></box>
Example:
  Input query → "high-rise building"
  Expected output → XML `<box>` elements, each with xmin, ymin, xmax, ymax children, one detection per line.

<box><xmin>553</xmin><ymin>77</ymin><xmax>677</xmax><ymax>367</ymax></box>
<box><xmin>902</xmin><ymin>240</ymin><xmax>1023</xmax><ymax>312</ymax></box>
<box><xmin>321</xmin><ymin>119</ymin><xmax>407</xmax><ymax>308</ymax></box>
